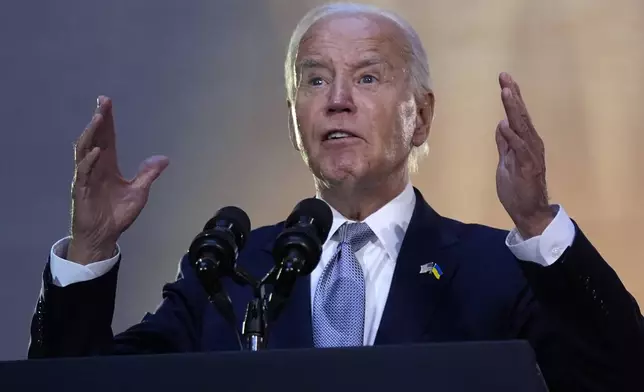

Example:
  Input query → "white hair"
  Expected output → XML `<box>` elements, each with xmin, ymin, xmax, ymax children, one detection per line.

<box><xmin>284</xmin><ymin>2</ymin><xmax>433</xmax><ymax>172</ymax></box>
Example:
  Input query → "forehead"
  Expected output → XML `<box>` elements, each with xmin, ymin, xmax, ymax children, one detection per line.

<box><xmin>296</xmin><ymin>12</ymin><xmax>409</xmax><ymax>65</ymax></box>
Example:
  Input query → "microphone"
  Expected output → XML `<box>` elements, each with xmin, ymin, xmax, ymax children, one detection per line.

<box><xmin>189</xmin><ymin>206</ymin><xmax>250</xmax><ymax>287</ymax></box>
<box><xmin>265</xmin><ymin>198</ymin><xmax>333</xmax><ymax>322</ymax></box>
<box><xmin>188</xmin><ymin>206</ymin><xmax>251</xmax><ymax>347</ymax></box>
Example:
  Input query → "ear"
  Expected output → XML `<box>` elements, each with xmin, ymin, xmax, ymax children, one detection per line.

<box><xmin>412</xmin><ymin>91</ymin><xmax>435</xmax><ymax>147</ymax></box>
<box><xmin>287</xmin><ymin>100</ymin><xmax>300</xmax><ymax>151</ymax></box>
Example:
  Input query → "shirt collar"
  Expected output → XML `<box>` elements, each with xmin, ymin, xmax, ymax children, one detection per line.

<box><xmin>319</xmin><ymin>182</ymin><xmax>416</xmax><ymax>262</ymax></box>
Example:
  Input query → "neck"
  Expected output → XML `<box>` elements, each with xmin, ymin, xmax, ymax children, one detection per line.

<box><xmin>316</xmin><ymin>169</ymin><xmax>409</xmax><ymax>221</ymax></box>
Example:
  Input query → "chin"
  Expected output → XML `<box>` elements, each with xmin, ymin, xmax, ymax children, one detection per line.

<box><xmin>306</xmin><ymin>147</ymin><xmax>373</xmax><ymax>182</ymax></box>
<box><xmin>316</xmin><ymin>159</ymin><xmax>367</xmax><ymax>185</ymax></box>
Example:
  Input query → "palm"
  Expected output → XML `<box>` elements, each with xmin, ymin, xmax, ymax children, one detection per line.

<box><xmin>495</xmin><ymin>145</ymin><xmax>520</xmax><ymax>215</ymax></box>
<box><xmin>109</xmin><ymin>181</ymin><xmax>147</xmax><ymax>233</ymax></box>
<box><xmin>78</xmin><ymin>154</ymin><xmax>145</xmax><ymax>233</ymax></box>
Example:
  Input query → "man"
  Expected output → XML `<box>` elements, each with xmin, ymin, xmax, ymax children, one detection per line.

<box><xmin>29</xmin><ymin>2</ymin><xmax>643</xmax><ymax>390</ymax></box>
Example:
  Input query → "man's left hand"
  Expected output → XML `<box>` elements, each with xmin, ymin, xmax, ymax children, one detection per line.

<box><xmin>495</xmin><ymin>72</ymin><xmax>555</xmax><ymax>239</ymax></box>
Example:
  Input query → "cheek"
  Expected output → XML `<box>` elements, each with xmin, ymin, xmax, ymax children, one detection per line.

<box><xmin>377</xmin><ymin>99</ymin><xmax>416</xmax><ymax>153</ymax></box>
<box><xmin>396</xmin><ymin>98</ymin><xmax>416</xmax><ymax>149</ymax></box>
<box><xmin>397</xmin><ymin>98</ymin><xmax>417</xmax><ymax>143</ymax></box>
<box><xmin>367</xmin><ymin>99</ymin><xmax>414</xmax><ymax>165</ymax></box>
<box><xmin>293</xmin><ymin>102</ymin><xmax>316</xmax><ymax>145</ymax></box>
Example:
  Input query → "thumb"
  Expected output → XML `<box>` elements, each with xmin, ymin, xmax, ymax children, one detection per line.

<box><xmin>495</xmin><ymin>120</ymin><xmax>509</xmax><ymax>159</ymax></box>
<box><xmin>132</xmin><ymin>155</ymin><xmax>170</xmax><ymax>190</ymax></box>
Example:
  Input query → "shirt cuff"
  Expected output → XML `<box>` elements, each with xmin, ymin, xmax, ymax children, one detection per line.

<box><xmin>505</xmin><ymin>205</ymin><xmax>576</xmax><ymax>266</ymax></box>
<box><xmin>49</xmin><ymin>236</ymin><xmax>120</xmax><ymax>287</ymax></box>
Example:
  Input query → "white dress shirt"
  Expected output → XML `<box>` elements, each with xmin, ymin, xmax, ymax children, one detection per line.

<box><xmin>49</xmin><ymin>182</ymin><xmax>576</xmax><ymax>345</ymax></box>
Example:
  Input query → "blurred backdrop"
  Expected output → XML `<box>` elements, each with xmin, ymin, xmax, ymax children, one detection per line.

<box><xmin>0</xmin><ymin>0</ymin><xmax>642</xmax><ymax>360</ymax></box>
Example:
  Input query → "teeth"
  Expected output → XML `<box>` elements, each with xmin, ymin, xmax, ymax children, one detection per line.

<box><xmin>327</xmin><ymin>131</ymin><xmax>352</xmax><ymax>140</ymax></box>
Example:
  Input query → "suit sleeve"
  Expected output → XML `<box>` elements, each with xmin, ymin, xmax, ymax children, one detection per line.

<box><xmin>28</xmin><ymin>255</ymin><xmax>212</xmax><ymax>358</ymax></box>
<box><xmin>514</xmin><ymin>221</ymin><xmax>644</xmax><ymax>391</ymax></box>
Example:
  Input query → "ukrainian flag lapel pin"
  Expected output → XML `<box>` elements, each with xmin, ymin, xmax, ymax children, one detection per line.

<box><xmin>420</xmin><ymin>262</ymin><xmax>443</xmax><ymax>280</ymax></box>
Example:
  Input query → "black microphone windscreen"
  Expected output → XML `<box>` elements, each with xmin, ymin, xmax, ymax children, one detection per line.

<box><xmin>204</xmin><ymin>206</ymin><xmax>251</xmax><ymax>239</ymax></box>
<box><xmin>287</xmin><ymin>198</ymin><xmax>333</xmax><ymax>243</ymax></box>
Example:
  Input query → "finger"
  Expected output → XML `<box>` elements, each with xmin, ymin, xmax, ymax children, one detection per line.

<box><xmin>500</xmin><ymin>72</ymin><xmax>527</xmax><ymax>103</ymax></box>
<box><xmin>75</xmin><ymin>95</ymin><xmax>111</xmax><ymax>164</ymax></box>
<box><xmin>499</xmin><ymin>72</ymin><xmax>513</xmax><ymax>91</ymax></box>
<box><xmin>499</xmin><ymin>73</ymin><xmax>535</xmax><ymax>132</ymax></box>
<box><xmin>495</xmin><ymin>120</ymin><xmax>509</xmax><ymax>158</ymax></box>
<box><xmin>75</xmin><ymin>113</ymin><xmax>103</xmax><ymax>164</ymax></box>
<box><xmin>74</xmin><ymin>147</ymin><xmax>101</xmax><ymax>188</ymax></box>
<box><xmin>501</xmin><ymin>87</ymin><xmax>529</xmax><ymax>137</ymax></box>
<box><xmin>132</xmin><ymin>155</ymin><xmax>170</xmax><ymax>191</ymax></box>
<box><xmin>95</xmin><ymin>95</ymin><xmax>111</xmax><ymax>115</ymax></box>
<box><xmin>499</xmin><ymin>72</ymin><xmax>523</xmax><ymax>99</ymax></box>
<box><xmin>498</xmin><ymin>119</ymin><xmax>529</xmax><ymax>159</ymax></box>
<box><xmin>93</xmin><ymin>96</ymin><xmax>116</xmax><ymax>152</ymax></box>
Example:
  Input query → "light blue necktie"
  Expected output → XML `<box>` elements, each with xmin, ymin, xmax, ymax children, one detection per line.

<box><xmin>312</xmin><ymin>222</ymin><xmax>374</xmax><ymax>347</ymax></box>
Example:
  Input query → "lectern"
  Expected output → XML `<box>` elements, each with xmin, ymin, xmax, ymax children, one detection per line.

<box><xmin>0</xmin><ymin>340</ymin><xmax>549</xmax><ymax>391</ymax></box>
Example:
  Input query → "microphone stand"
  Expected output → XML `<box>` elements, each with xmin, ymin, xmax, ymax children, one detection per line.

<box><xmin>240</xmin><ymin>261</ymin><xmax>299</xmax><ymax>351</ymax></box>
<box><xmin>241</xmin><ymin>284</ymin><xmax>267</xmax><ymax>351</ymax></box>
<box><xmin>201</xmin><ymin>238</ymin><xmax>320</xmax><ymax>351</ymax></box>
<box><xmin>199</xmin><ymin>265</ymin><xmax>266</xmax><ymax>351</ymax></box>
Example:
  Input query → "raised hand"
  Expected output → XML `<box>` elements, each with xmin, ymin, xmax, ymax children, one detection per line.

<box><xmin>67</xmin><ymin>96</ymin><xmax>169</xmax><ymax>265</ymax></box>
<box><xmin>495</xmin><ymin>73</ymin><xmax>555</xmax><ymax>239</ymax></box>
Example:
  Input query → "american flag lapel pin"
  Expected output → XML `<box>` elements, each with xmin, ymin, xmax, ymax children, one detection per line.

<box><xmin>419</xmin><ymin>262</ymin><xmax>443</xmax><ymax>280</ymax></box>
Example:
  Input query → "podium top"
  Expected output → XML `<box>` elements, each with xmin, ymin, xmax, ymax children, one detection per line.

<box><xmin>0</xmin><ymin>340</ymin><xmax>548</xmax><ymax>392</ymax></box>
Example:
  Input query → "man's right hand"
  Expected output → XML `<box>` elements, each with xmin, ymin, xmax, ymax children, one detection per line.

<box><xmin>67</xmin><ymin>96</ymin><xmax>169</xmax><ymax>265</ymax></box>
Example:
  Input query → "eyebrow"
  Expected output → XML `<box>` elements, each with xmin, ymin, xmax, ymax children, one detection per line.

<box><xmin>354</xmin><ymin>57</ymin><xmax>391</xmax><ymax>70</ymax></box>
<box><xmin>298</xmin><ymin>58</ymin><xmax>329</xmax><ymax>71</ymax></box>
<box><xmin>297</xmin><ymin>56</ymin><xmax>392</xmax><ymax>73</ymax></box>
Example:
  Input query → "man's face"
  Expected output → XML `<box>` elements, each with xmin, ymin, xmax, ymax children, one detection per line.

<box><xmin>290</xmin><ymin>13</ymin><xmax>431</xmax><ymax>188</ymax></box>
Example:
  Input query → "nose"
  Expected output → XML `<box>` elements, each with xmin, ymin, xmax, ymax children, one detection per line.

<box><xmin>325</xmin><ymin>77</ymin><xmax>356</xmax><ymax>115</ymax></box>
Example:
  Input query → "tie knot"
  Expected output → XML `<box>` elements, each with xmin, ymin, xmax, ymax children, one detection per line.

<box><xmin>337</xmin><ymin>222</ymin><xmax>374</xmax><ymax>252</ymax></box>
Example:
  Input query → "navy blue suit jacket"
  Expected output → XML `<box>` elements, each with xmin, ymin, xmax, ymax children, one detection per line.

<box><xmin>29</xmin><ymin>189</ymin><xmax>644</xmax><ymax>391</ymax></box>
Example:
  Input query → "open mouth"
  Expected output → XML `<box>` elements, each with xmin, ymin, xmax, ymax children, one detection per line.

<box><xmin>323</xmin><ymin>130</ymin><xmax>360</xmax><ymax>141</ymax></box>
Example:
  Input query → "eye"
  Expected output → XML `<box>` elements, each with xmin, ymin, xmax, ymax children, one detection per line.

<box><xmin>359</xmin><ymin>74</ymin><xmax>377</xmax><ymax>84</ymax></box>
<box><xmin>308</xmin><ymin>76</ymin><xmax>325</xmax><ymax>86</ymax></box>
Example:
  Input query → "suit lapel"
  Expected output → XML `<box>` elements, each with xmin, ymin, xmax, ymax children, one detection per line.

<box><xmin>267</xmin><ymin>275</ymin><xmax>314</xmax><ymax>349</ymax></box>
<box><xmin>374</xmin><ymin>188</ymin><xmax>460</xmax><ymax>345</ymax></box>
